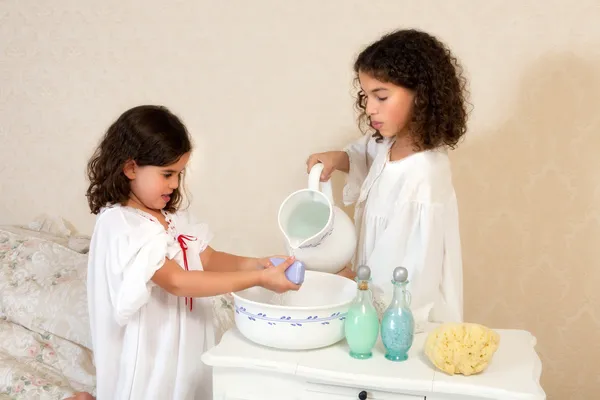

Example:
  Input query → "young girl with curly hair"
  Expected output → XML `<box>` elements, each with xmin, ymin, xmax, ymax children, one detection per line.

<box><xmin>307</xmin><ymin>29</ymin><xmax>469</xmax><ymax>331</ymax></box>
<box><xmin>82</xmin><ymin>105</ymin><xmax>298</xmax><ymax>400</ymax></box>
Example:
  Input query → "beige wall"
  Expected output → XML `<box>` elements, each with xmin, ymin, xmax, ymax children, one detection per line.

<box><xmin>1</xmin><ymin>1</ymin><xmax>599</xmax><ymax>397</ymax></box>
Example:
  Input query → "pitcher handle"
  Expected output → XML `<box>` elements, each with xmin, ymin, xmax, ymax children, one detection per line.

<box><xmin>308</xmin><ymin>163</ymin><xmax>334</xmax><ymax>203</ymax></box>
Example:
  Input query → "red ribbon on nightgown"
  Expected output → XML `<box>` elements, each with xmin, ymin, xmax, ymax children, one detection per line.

<box><xmin>177</xmin><ymin>234</ymin><xmax>197</xmax><ymax>311</ymax></box>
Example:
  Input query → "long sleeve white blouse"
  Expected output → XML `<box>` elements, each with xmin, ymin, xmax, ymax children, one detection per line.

<box><xmin>342</xmin><ymin>134</ymin><xmax>464</xmax><ymax>331</ymax></box>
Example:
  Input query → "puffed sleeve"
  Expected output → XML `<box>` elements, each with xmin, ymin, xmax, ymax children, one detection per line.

<box><xmin>342</xmin><ymin>134</ymin><xmax>383</xmax><ymax>206</ymax></box>
<box><xmin>94</xmin><ymin>209</ymin><xmax>171</xmax><ymax>326</ymax></box>
<box><xmin>170</xmin><ymin>210</ymin><xmax>214</xmax><ymax>255</ymax></box>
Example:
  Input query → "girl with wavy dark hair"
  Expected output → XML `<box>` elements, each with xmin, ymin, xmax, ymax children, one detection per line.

<box><xmin>307</xmin><ymin>29</ymin><xmax>469</xmax><ymax>332</ymax></box>
<box><xmin>84</xmin><ymin>105</ymin><xmax>298</xmax><ymax>399</ymax></box>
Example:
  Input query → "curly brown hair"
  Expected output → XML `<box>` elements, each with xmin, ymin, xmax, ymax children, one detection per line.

<box><xmin>86</xmin><ymin>105</ymin><xmax>192</xmax><ymax>214</ymax></box>
<box><xmin>354</xmin><ymin>29</ymin><xmax>469</xmax><ymax>150</ymax></box>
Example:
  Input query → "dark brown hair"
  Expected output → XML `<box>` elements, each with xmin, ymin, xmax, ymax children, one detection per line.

<box><xmin>86</xmin><ymin>105</ymin><xmax>192</xmax><ymax>214</ymax></box>
<box><xmin>354</xmin><ymin>29</ymin><xmax>469</xmax><ymax>150</ymax></box>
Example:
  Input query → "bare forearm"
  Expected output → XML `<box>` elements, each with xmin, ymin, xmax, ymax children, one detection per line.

<box><xmin>152</xmin><ymin>258</ymin><xmax>263</xmax><ymax>297</ymax></box>
<box><xmin>335</xmin><ymin>151</ymin><xmax>350</xmax><ymax>173</ymax></box>
<box><xmin>174</xmin><ymin>269</ymin><xmax>263</xmax><ymax>297</ymax></box>
<box><xmin>205</xmin><ymin>251</ymin><xmax>259</xmax><ymax>272</ymax></box>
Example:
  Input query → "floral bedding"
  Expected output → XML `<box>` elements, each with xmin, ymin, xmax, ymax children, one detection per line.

<box><xmin>0</xmin><ymin>318</ymin><xmax>95</xmax><ymax>399</ymax></box>
<box><xmin>0</xmin><ymin>217</ymin><xmax>236</xmax><ymax>399</ymax></box>
<box><xmin>0</xmin><ymin>221</ymin><xmax>95</xmax><ymax>399</ymax></box>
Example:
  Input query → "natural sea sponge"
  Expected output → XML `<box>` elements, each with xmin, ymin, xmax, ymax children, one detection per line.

<box><xmin>424</xmin><ymin>323</ymin><xmax>500</xmax><ymax>376</ymax></box>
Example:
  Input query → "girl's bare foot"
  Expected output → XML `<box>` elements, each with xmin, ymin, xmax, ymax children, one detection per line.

<box><xmin>64</xmin><ymin>392</ymin><xmax>95</xmax><ymax>400</ymax></box>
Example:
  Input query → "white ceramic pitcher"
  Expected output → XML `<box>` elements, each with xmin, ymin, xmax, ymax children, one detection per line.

<box><xmin>277</xmin><ymin>163</ymin><xmax>357</xmax><ymax>274</ymax></box>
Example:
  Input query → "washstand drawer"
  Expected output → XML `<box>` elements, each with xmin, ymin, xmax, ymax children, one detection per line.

<box><xmin>301</xmin><ymin>381</ymin><xmax>425</xmax><ymax>400</ymax></box>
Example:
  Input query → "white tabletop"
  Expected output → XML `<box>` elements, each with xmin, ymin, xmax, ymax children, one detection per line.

<box><xmin>202</xmin><ymin>326</ymin><xmax>546</xmax><ymax>400</ymax></box>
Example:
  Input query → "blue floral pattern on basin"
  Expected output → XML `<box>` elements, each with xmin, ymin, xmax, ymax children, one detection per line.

<box><xmin>235</xmin><ymin>306</ymin><xmax>346</xmax><ymax>327</ymax></box>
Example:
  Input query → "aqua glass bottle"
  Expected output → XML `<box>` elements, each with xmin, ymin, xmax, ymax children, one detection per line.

<box><xmin>344</xmin><ymin>265</ymin><xmax>380</xmax><ymax>359</ymax></box>
<box><xmin>381</xmin><ymin>267</ymin><xmax>415</xmax><ymax>361</ymax></box>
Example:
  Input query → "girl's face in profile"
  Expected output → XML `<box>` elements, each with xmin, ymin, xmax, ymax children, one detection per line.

<box><xmin>124</xmin><ymin>152</ymin><xmax>190</xmax><ymax>213</ymax></box>
<box><xmin>359</xmin><ymin>71</ymin><xmax>415</xmax><ymax>139</ymax></box>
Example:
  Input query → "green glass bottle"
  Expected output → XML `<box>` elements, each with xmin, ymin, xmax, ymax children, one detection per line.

<box><xmin>344</xmin><ymin>265</ymin><xmax>380</xmax><ymax>359</ymax></box>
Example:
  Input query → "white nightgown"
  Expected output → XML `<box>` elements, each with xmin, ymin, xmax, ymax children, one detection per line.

<box><xmin>343</xmin><ymin>134</ymin><xmax>464</xmax><ymax>331</ymax></box>
<box><xmin>87</xmin><ymin>204</ymin><xmax>215</xmax><ymax>400</ymax></box>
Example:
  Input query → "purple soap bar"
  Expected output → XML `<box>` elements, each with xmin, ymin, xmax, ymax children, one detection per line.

<box><xmin>269</xmin><ymin>257</ymin><xmax>306</xmax><ymax>285</ymax></box>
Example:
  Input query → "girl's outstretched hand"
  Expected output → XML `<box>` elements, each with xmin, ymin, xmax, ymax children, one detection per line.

<box><xmin>306</xmin><ymin>151</ymin><xmax>348</xmax><ymax>182</ymax></box>
<box><xmin>256</xmin><ymin>255</ymin><xmax>288</xmax><ymax>269</ymax></box>
<box><xmin>259</xmin><ymin>256</ymin><xmax>301</xmax><ymax>293</ymax></box>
